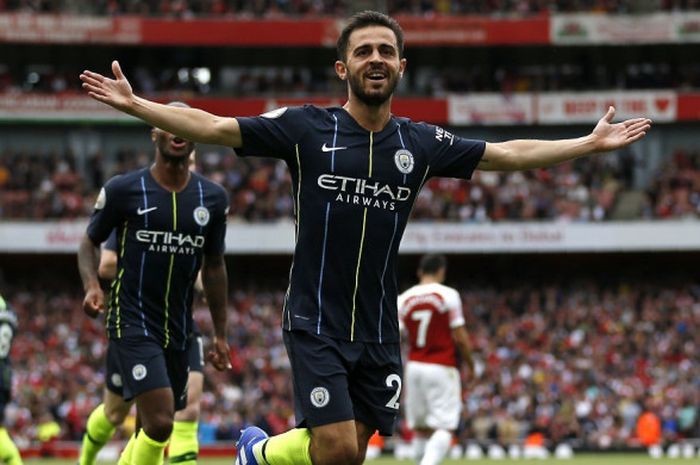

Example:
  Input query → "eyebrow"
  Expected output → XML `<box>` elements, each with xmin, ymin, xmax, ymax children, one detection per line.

<box><xmin>352</xmin><ymin>42</ymin><xmax>397</xmax><ymax>53</ymax></box>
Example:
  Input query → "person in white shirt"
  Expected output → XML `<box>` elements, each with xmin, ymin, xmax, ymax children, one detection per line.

<box><xmin>398</xmin><ymin>254</ymin><xmax>474</xmax><ymax>465</ymax></box>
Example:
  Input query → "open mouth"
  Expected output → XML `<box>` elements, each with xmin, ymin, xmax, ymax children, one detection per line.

<box><xmin>366</xmin><ymin>70</ymin><xmax>387</xmax><ymax>82</ymax></box>
<box><xmin>171</xmin><ymin>137</ymin><xmax>188</xmax><ymax>150</ymax></box>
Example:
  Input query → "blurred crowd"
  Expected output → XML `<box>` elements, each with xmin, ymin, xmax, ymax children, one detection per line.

<box><xmin>2</xmin><ymin>275</ymin><xmax>699</xmax><ymax>449</ymax></box>
<box><xmin>3</xmin><ymin>61</ymin><xmax>700</xmax><ymax>98</ymax></box>
<box><xmin>3</xmin><ymin>143</ymin><xmax>692</xmax><ymax>223</ymax></box>
<box><xmin>644</xmin><ymin>148</ymin><xmax>700</xmax><ymax>220</ymax></box>
<box><xmin>1</xmin><ymin>0</ymin><xmax>699</xmax><ymax>17</ymax></box>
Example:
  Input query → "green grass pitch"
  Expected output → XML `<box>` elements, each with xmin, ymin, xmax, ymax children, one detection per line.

<box><xmin>22</xmin><ymin>454</ymin><xmax>696</xmax><ymax>465</ymax></box>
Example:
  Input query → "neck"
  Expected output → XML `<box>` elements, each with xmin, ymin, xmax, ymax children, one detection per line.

<box><xmin>151</xmin><ymin>155</ymin><xmax>190</xmax><ymax>192</ymax></box>
<box><xmin>419</xmin><ymin>275</ymin><xmax>440</xmax><ymax>285</ymax></box>
<box><xmin>343</xmin><ymin>96</ymin><xmax>392</xmax><ymax>132</ymax></box>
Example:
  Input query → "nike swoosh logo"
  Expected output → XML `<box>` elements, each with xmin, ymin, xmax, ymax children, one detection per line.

<box><xmin>137</xmin><ymin>206</ymin><xmax>158</xmax><ymax>215</ymax></box>
<box><xmin>321</xmin><ymin>143</ymin><xmax>347</xmax><ymax>152</ymax></box>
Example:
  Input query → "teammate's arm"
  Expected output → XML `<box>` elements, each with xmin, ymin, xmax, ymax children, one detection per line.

<box><xmin>201</xmin><ymin>254</ymin><xmax>231</xmax><ymax>371</ymax></box>
<box><xmin>452</xmin><ymin>325</ymin><xmax>474</xmax><ymax>377</ymax></box>
<box><xmin>80</xmin><ymin>61</ymin><xmax>242</xmax><ymax>147</ymax></box>
<box><xmin>98</xmin><ymin>249</ymin><xmax>118</xmax><ymax>281</ymax></box>
<box><xmin>478</xmin><ymin>106</ymin><xmax>651</xmax><ymax>171</ymax></box>
<box><xmin>78</xmin><ymin>235</ymin><xmax>105</xmax><ymax>318</ymax></box>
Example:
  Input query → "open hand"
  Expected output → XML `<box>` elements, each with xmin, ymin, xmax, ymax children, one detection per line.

<box><xmin>207</xmin><ymin>336</ymin><xmax>232</xmax><ymax>371</ymax></box>
<box><xmin>80</xmin><ymin>60</ymin><xmax>134</xmax><ymax>112</ymax></box>
<box><xmin>591</xmin><ymin>106</ymin><xmax>652</xmax><ymax>152</ymax></box>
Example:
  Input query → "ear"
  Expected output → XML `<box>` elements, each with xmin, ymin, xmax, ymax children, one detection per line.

<box><xmin>335</xmin><ymin>60</ymin><xmax>348</xmax><ymax>81</ymax></box>
<box><xmin>399</xmin><ymin>57</ymin><xmax>407</xmax><ymax>78</ymax></box>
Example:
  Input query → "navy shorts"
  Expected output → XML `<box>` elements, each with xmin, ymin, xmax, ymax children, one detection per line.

<box><xmin>188</xmin><ymin>332</ymin><xmax>204</xmax><ymax>373</ymax></box>
<box><xmin>105</xmin><ymin>335</ymin><xmax>190</xmax><ymax>411</ymax></box>
<box><xmin>283</xmin><ymin>330</ymin><xmax>402</xmax><ymax>436</ymax></box>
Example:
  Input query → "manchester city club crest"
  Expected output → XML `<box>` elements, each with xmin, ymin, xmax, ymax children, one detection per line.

<box><xmin>394</xmin><ymin>149</ymin><xmax>415</xmax><ymax>174</ymax></box>
<box><xmin>132</xmin><ymin>364</ymin><xmax>147</xmax><ymax>381</ymax></box>
<box><xmin>193</xmin><ymin>206</ymin><xmax>210</xmax><ymax>226</ymax></box>
<box><xmin>310</xmin><ymin>387</ymin><xmax>330</xmax><ymax>408</ymax></box>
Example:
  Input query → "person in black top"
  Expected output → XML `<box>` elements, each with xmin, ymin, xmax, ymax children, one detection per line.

<box><xmin>77</xmin><ymin>103</ymin><xmax>231</xmax><ymax>465</ymax></box>
<box><xmin>0</xmin><ymin>294</ymin><xmax>23</xmax><ymax>465</ymax></box>
<box><xmin>79</xmin><ymin>11</ymin><xmax>651</xmax><ymax>465</ymax></box>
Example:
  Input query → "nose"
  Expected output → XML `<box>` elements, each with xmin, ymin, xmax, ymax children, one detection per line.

<box><xmin>369</xmin><ymin>48</ymin><xmax>383</xmax><ymax>63</ymax></box>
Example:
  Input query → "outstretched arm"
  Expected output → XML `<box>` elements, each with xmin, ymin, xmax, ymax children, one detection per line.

<box><xmin>478</xmin><ymin>106</ymin><xmax>652</xmax><ymax>171</ymax></box>
<box><xmin>80</xmin><ymin>60</ymin><xmax>242</xmax><ymax>147</ymax></box>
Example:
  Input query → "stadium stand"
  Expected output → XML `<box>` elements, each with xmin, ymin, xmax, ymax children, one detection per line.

<box><xmin>1</xmin><ymin>263</ymin><xmax>699</xmax><ymax>450</ymax></box>
<box><xmin>1</xmin><ymin>2</ymin><xmax>700</xmax><ymax>459</ymax></box>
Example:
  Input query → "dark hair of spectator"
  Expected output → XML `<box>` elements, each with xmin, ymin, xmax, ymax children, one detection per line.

<box><xmin>419</xmin><ymin>254</ymin><xmax>447</xmax><ymax>275</ymax></box>
<box><xmin>336</xmin><ymin>10</ymin><xmax>404</xmax><ymax>62</ymax></box>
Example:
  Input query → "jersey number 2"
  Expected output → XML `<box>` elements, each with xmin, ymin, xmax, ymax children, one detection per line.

<box><xmin>385</xmin><ymin>374</ymin><xmax>402</xmax><ymax>410</ymax></box>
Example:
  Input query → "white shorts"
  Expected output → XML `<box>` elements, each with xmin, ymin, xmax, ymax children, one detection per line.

<box><xmin>404</xmin><ymin>360</ymin><xmax>462</xmax><ymax>431</ymax></box>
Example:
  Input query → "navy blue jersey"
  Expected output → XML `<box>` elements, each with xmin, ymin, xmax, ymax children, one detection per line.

<box><xmin>87</xmin><ymin>168</ymin><xmax>228</xmax><ymax>349</ymax></box>
<box><xmin>103</xmin><ymin>229</ymin><xmax>118</xmax><ymax>252</ymax></box>
<box><xmin>102</xmin><ymin>228</ymin><xmax>202</xmax><ymax>337</ymax></box>
<box><xmin>0</xmin><ymin>295</ymin><xmax>17</xmax><ymax>390</ymax></box>
<box><xmin>237</xmin><ymin>106</ymin><xmax>484</xmax><ymax>343</ymax></box>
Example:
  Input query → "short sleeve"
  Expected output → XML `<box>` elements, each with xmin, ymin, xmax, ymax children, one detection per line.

<box><xmin>415</xmin><ymin>123</ymin><xmax>485</xmax><ymax>180</ymax></box>
<box><xmin>236</xmin><ymin>106</ymin><xmax>310</xmax><ymax>161</ymax></box>
<box><xmin>86</xmin><ymin>176</ymin><xmax>122</xmax><ymax>246</ymax></box>
<box><xmin>102</xmin><ymin>230</ymin><xmax>118</xmax><ymax>252</ymax></box>
<box><xmin>397</xmin><ymin>291</ymin><xmax>408</xmax><ymax>326</ymax></box>
<box><xmin>446</xmin><ymin>288</ymin><xmax>465</xmax><ymax>329</ymax></box>
<box><xmin>203</xmin><ymin>188</ymin><xmax>229</xmax><ymax>256</ymax></box>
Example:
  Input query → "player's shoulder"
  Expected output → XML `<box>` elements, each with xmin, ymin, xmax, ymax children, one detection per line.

<box><xmin>406</xmin><ymin>282</ymin><xmax>457</xmax><ymax>299</ymax></box>
<box><xmin>191</xmin><ymin>171</ymin><xmax>226</xmax><ymax>195</ymax></box>
<box><xmin>260</xmin><ymin>105</ymin><xmax>324</xmax><ymax>122</ymax></box>
<box><xmin>191</xmin><ymin>172</ymin><xmax>229</xmax><ymax>209</ymax></box>
<box><xmin>104</xmin><ymin>168</ymin><xmax>147</xmax><ymax>191</ymax></box>
<box><xmin>431</xmin><ymin>282</ymin><xmax>460</xmax><ymax>298</ymax></box>
<box><xmin>401</xmin><ymin>118</ymin><xmax>440</xmax><ymax>137</ymax></box>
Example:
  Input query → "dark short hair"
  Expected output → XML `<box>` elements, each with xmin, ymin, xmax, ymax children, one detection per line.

<box><xmin>419</xmin><ymin>254</ymin><xmax>447</xmax><ymax>275</ymax></box>
<box><xmin>337</xmin><ymin>10</ymin><xmax>404</xmax><ymax>62</ymax></box>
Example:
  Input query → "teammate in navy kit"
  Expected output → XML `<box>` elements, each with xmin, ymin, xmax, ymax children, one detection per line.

<box><xmin>0</xmin><ymin>294</ymin><xmax>23</xmax><ymax>465</ymax></box>
<box><xmin>80</xmin><ymin>10</ymin><xmax>651</xmax><ymax>465</ymax></box>
<box><xmin>79</xmin><ymin>153</ymin><xmax>207</xmax><ymax>465</ymax></box>
<box><xmin>77</xmin><ymin>102</ymin><xmax>231</xmax><ymax>465</ymax></box>
<box><xmin>398</xmin><ymin>255</ymin><xmax>474</xmax><ymax>465</ymax></box>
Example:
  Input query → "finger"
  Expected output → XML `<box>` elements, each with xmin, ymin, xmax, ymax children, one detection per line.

<box><xmin>81</xmin><ymin>70</ymin><xmax>105</xmax><ymax>79</ymax></box>
<box><xmin>85</xmin><ymin>90</ymin><xmax>110</xmax><ymax>103</ymax></box>
<box><xmin>112</xmin><ymin>60</ymin><xmax>125</xmax><ymax>80</ymax></box>
<box><xmin>626</xmin><ymin>121</ymin><xmax>651</xmax><ymax>135</ymax></box>
<box><xmin>627</xmin><ymin>131</ymin><xmax>647</xmax><ymax>143</ymax></box>
<box><xmin>82</xmin><ymin>85</ymin><xmax>109</xmax><ymax>99</ymax></box>
<box><xmin>86</xmin><ymin>90</ymin><xmax>115</xmax><ymax>104</ymax></box>
<box><xmin>627</xmin><ymin>119</ymin><xmax>651</xmax><ymax>131</ymax></box>
<box><xmin>622</xmin><ymin>118</ymin><xmax>648</xmax><ymax>127</ymax></box>
<box><xmin>603</xmin><ymin>105</ymin><xmax>615</xmax><ymax>123</ymax></box>
<box><xmin>80</xmin><ymin>74</ymin><xmax>107</xmax><ymax>88</ymax></box>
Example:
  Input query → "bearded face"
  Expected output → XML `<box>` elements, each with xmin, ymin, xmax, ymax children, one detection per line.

<box><xmin>346</xmin><ymin>60</ymin><xmax>401</xmax><ymax>106</ymax></box>
<box><xmin>338</xmin><ymin>25</ymin><xmax>405</xmax><ymax>107</ymax></box>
